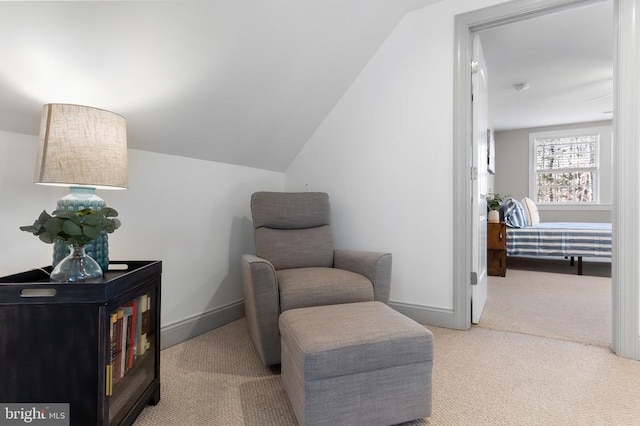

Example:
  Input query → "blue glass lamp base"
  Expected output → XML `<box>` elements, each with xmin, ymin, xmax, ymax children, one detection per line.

<box><xmin>52</xmin><ymin>187</ymin><xmax>110</xmax><ymax>272</ymax></box>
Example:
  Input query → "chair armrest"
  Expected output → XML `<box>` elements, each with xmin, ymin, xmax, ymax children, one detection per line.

<box><xmin>334</xmin><ymin>250</ymin><xmax>392</xmax><ymax>303</ymax></box>
<box><xmin>241</xmin><ymin>254</ymin><xmax>281</xmax><ymax>365</ymax></box>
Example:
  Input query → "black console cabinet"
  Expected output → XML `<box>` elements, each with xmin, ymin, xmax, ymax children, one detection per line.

<box><xmin>0</xmin><ymin>260</ymin><xmax>162</xmax><ymax>426</ymax></box>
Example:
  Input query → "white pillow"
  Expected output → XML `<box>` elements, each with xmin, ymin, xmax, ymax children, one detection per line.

<box><xmin>521</xmin><ymin>197</ymin><xmax>540</xmax><ymax>225</ymax></box>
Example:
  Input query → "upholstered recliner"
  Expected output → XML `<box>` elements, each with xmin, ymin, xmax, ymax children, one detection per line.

<box><xmin>241</xmin><ymin>191</ymin><xmax>392</xmax><ymax>366</ymax></box>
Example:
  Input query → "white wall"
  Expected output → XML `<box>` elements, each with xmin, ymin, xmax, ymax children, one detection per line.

<box><xmin>286</xmin><ymin>0</ymin><xmax>507</xmax><ymax>311</ymax></box>
<box><xmin>0</xmin><ymin>131</ymin><xmax>67</xmax><ymax>273</ymax></box>
<box><xmin>0</xmin><ymin>130</ymin><xmax>284</xmax><ymax>332</ymax></box>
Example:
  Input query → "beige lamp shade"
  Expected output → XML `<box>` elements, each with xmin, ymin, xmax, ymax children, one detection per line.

<box><xmin>35</xmin><ymin>104</ymin><xmax>128</xmax><ymax>190</ymax></box>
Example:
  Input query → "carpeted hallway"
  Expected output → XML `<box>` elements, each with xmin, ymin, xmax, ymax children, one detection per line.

<box><xmin>134</xmin><ymin>261</ymin><xmax>640</xmax><ymax>425</ymax></box>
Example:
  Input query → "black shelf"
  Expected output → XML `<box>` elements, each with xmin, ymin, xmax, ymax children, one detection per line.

<box><xmin>0</xmin><ymin>260</ymin><xmax>162</xmax><ymax>426</ymax></box>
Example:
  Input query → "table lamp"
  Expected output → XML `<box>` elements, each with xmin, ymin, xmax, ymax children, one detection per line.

<box><xmin>34</xmin><ymin>103</ymin><xmax>128</xmax><ymax>271</ymax></box>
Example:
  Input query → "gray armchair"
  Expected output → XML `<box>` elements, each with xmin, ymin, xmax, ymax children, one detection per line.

<box><xmin>241</xmin><ymin>191</ymin><xmax>392</xmax><ymax>366</ymax></box>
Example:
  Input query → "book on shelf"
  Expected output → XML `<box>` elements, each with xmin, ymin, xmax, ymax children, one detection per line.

<box><xmin>106</xmin><ymin>310</ymin><xmax>118</xmax><ymax>396</ymax></box>
<box><xmin>138</xmin><ymin>293</ymin><xmax>149</xmax><ymax>357</ymax></box>
<box><xmin>120</xmin><ymin>306</ymin><xmax>132</xmax><ymax>378</ymax></box>
<box><xmin>121</xmin><ymin>299</ymin><xmax>137</xmax><ymax>371</ymax></box>
<box><xmin>145</xmin><ymin>292</ymin><xmax>151</xmax><ymax>351</ymax></box>
<box><xmin>114</xmin><ymin>308</ymin><xmax>124</xmax><ymax>384</ymax></box>
<box><xmin>106</xmin><ymin>291</ymin><xmax>154</xmax><ymax>396</ymax></box>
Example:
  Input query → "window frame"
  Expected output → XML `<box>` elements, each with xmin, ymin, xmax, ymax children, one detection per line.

<box><xmin>529</xmin><ymin>127</ymin><xmax>602</xmax><ymax>207</ymax></box>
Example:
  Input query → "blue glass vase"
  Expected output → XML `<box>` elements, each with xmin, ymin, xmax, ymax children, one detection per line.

<box><xmin>50</xmin><ymin>245</ymin><xmax>103</xmax><ymax>283</ymax></box>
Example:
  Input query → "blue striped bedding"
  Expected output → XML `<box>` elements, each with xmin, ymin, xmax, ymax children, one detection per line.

<box><xmin>506</xmin><ymin>222</ymin><xmax>612</xmax><ymax>258</ymax></box>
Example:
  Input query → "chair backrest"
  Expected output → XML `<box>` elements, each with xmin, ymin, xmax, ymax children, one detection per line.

<box><xmin>251</xmin><ymin>191</ymin><xmax>334</xmax><ymax>270</ymax></box>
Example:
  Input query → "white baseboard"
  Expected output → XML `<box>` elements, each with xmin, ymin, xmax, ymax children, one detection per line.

<box><xmin>160</xmin><ymin>300</ymin><xmax>459</xmax><ymax>350</ymax></box>
<box><xmin>160</xmin><ymin>300</ymin><xmax>245</xmax><ymax>349</ymax></box>
<box><xmin>390</xmin><ymin>301</ymin><xmax>461</xmax><ymax>329</ymax></box>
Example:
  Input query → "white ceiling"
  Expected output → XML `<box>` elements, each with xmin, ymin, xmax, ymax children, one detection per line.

<box><xmin>0</xmin><ymin>1</ymin><xmax>614</xmax><ymax>171</ymax></box>
<box><xmin>0</xmin><ymin>0</ymin><xmax>441</xmax><ymax>172</ymax></box>
<box><xmin>480</xmin><ymin>0</ymin><xmax>614</xmax><ymax>131</ymax></box>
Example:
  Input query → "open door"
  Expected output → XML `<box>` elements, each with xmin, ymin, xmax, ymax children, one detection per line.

<box><xmin>471</xmin><ymin>33</ymin><xmax>488</xmax><ymax>324</ymax></box>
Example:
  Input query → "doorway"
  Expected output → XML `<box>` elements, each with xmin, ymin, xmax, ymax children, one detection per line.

<box><xmin>452</xmin><ymin>0</ymin><xmax>640</xmax><ymax>360</ymax></box>
<box><xmin>478</xmin><ymin>2</ymin><xmax>613</xmax><ymax>346</ymax></box>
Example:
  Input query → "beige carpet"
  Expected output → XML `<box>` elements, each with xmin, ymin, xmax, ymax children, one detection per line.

<box><xmin>134</xmin><ymin>315</ymin><xmax>640</xmax><ymax>425</ymax></box>
<box><xmin>479</xmin><ymin>267</ymin><xmax>611</xmax><ymax>347</ymax></box>
<box><xmin>133</xmin><ymin>258</ymin><xmax>624</xmax><ymax>425</ymax></box>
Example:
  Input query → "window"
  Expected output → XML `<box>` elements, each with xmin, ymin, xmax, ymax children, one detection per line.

<box><xmin>530</xmin><ymin>129</ymin><xmax>600</xmax><ymax>204</ymax></box>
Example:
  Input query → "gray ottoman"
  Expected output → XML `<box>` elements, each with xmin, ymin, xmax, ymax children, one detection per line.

<box><xmin>279</xmin><ymin>301</ymin><xmax>433</xmax><ymax>426</ymax></box>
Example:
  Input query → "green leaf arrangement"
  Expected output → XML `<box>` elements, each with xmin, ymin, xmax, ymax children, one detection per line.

<box><xmin>487</xmin><ymin>193</ymin><xmax>507</xmax><ymax>211</ymax></box>
<box><xmin>20</xmin><ymin>207</ymin><xmax>121</xmax><ymax>246</ymax></box>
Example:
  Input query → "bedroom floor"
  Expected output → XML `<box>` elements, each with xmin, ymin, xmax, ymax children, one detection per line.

<box><xmin>482</xmin><ymin>258</ymin><xmax>611</xmax><ymax>347</ymax></box>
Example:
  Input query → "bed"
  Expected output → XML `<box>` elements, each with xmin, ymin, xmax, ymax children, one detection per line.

<box><xmin>501</xmin><ymin>197</ymin><xmax>611</xmax><ymax>275</ymax></box>
<box><xmin>506</xmin><ymin>222</ymin><xmax>612</xmax><ymax>275</ymax></box>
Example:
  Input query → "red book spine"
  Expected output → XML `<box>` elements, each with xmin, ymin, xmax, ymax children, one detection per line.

<box><xmin>123</xmin><ymin>300</ymin><xmax>137</xmax><ymax>370</ymax></box>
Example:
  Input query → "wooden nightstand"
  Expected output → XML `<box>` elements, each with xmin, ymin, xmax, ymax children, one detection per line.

<box><xmin>487</xmin><ymin>222</ymin><xmax>506</xmax><ymax>276</ymax></box>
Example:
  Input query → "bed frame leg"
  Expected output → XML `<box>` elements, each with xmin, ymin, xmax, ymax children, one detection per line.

<box><xmin>577</xmin><ymin>256</ymin><xmax>583</xmax><ymax>275</ymax></box>
<box><xmin>567</xmin><ymin>256</ymin><xmax>584</xmax><ymax>275</ymax></box>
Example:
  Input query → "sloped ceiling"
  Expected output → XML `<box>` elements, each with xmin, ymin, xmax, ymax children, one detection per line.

<box><xmin>0</xmin><ymin>0</ymin><xmax>442</xmax><ymax>172</ymax></box>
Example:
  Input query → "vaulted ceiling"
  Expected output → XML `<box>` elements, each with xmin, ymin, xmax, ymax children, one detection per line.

<box><xmin>0</xmin><ymin>0</ymin><xmax>442</xmax><ymax>172</ymax></box>
<box><xmin>0</xmin><ymin>1</ymin><xmax>614</xmax><ymax>171</ymax></box>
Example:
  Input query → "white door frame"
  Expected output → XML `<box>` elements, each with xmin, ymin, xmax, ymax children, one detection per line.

<box><xmin>452</xmin><ymin>0</ymin><xmax>640</xmax><ymax>360</ymax></box>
